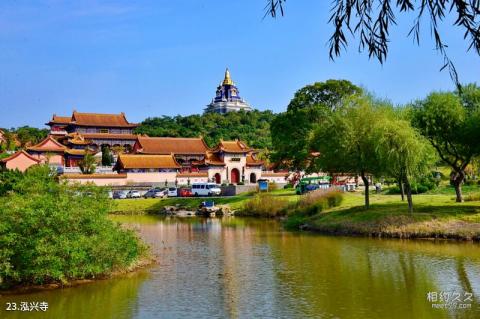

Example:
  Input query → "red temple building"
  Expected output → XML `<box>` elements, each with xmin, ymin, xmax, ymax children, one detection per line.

<box><xmin>47</xmin><ymin>111</ymin><xmax>139</xmax><ymax>150</ymax></box>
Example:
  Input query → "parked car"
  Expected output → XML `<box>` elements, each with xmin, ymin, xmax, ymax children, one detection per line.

<box><xmin>113</xmin><ymin>190</ymin><xmax>128</xmax><ymax>199</ymax></box>
<box><xmin>144</xmin><ymin>188</ymin><xmax>167</xmax><ymax>198</ymax></box>
<box><xmin>191</xmin><ymin>183</ymin><xmax>222</xmax><ymax>196</ymax></box>
<box><xmin>179</xmin><ymin>188</ymin><xmax>193</xmax><ymax>197</ymax></box>
<box><xmin>167</xmin><ymin>187</ymin><xmax>178</xmax><ymax>197</ymax></box>
<box><xmin>127</xmin><ymin>190</ymin><xmax>141</xmax><ymax>198</ymax></box>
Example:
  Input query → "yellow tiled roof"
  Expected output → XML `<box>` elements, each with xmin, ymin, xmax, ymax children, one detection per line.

<box><xmin>117</xmin><ymin>154</ymin><xmax>181</xmax><ymax>169</ymax></box>
<box><xmin>136</xmin><ymin>136</ymin><xmax>209</xmax><ymax>155</ymax></box>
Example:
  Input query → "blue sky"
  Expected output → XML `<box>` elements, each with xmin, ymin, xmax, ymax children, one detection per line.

<box><xmin>0</xmin><ymin>0</ymin><xmax>478</xmax><ymax>128</ymax></box>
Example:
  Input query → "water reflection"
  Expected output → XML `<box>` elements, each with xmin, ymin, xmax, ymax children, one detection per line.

<box><xmin>1</xmin><ymin>216</ymin><xmax>479</xmax><ymax>319</ymax></box>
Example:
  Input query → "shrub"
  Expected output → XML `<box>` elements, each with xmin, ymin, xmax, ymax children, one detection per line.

<box><xmin>0</xmin><ymin>169</ymin><xmax>23</xmax><ymax>196</ymax></box>
<box><xmin>283</xmin><ymin>215</ymin><xmax>308</xmax><ymax>230</ymax></box>
<box><xmin>385</xmin><ymin>177</ymin><xmax>437</xmax><ymax>195</ymax></box>
<box><xmin>465</xmin><ymin>193</ymin><xmax>480</xmax><ymax>202</ymax></box>
<box><xmin>240</xmin><ymin>193</ymin><xmax>288</xmax><ymax>217</ymax></box>
<box><xmin>268</xmin><ymin>182</ymin><xmax>278</xmax><ymax>191</ymax></box>
<box><xmin>294</xmin><ymin>189</ymin><xmax>344</xmax><ymax>217</ymax></box>
<box><xmin>283</xmin><ymin>184</ymin><xmax>293</xmax><ymax>189</ymax></box>
<box><xmin>282</xmin><ymin>189</ymin><xmax>344</xmax><ymax>229</ymax></box>
<box><xmin>0</xmin><ymin>166</ymin><xmax>146</xmax><ymax>288</ymax></box>
<box><xmin>298</xmin><ymin>189</ymin><xmax>343</xmax><ymax>209</ymax></box>
<box><xmin>464</xmin><ymin>179</ymin><xmax>476</xmax><ymax>186</ymax></box>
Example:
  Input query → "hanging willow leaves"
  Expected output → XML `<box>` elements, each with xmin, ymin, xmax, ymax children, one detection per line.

<box><xmin>265</xmin><ymin>0</ymin><xmax>480</xmax><ymax>89</ymax></box>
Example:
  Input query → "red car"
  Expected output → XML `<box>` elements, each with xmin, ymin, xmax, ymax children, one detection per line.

<box><xmin>179</xmin><ymin>188</ymin><xmax>193</xmax><ymax>197</ymax></box>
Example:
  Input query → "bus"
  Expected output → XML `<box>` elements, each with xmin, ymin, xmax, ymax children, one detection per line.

<box><xmin>295</xmin><ymin>176</ymin><xmax>331</xmax><ymax>195</ymax></box>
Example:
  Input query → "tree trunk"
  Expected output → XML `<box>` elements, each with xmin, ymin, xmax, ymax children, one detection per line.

<box><xmin>399</xmin><ymin>181</ymin><xmax>405</xmax><ymax>201</ymax></box>
<box><xmin>453</xmin><ymin>170</ymin><xmax>466</xmax><ymax>203</ymax></box>
<box><xmin>403</xmin><ymin>176</ymin><xmax>413</xmax><ymax>213</ymax></box>
<box><xmin>361</xmin><ymin>171</ymin><xmax>370</xmax><ymax>209</ymax></box>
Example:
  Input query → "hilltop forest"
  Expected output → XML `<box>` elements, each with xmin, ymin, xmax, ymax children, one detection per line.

<box><xmin>135</xmin><ymin>110</ymin><xmax>276</xmax><ymax>150</ymax></box>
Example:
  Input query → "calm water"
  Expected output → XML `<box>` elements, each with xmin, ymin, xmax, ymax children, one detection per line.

<box><xmin>1</xmin><ymin>216</ymin><xmax>479</xmax><ymax>319</ymax></box>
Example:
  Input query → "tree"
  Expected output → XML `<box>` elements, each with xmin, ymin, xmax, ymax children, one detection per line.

<box><xmin>0</xmin><ymin>165</ymin><xmax>145</xmax><ymax>287</ymax></box>
<box><xmin>14</xmin><ymin>126</ymin><xmax>48</xmax><ymax>147</ymax></box>
<box><xmin>266</xmin><ymin>1</ymin><xmax>480</xmax><ymax>86</ymax></box>
<box><xmin>458</xmin><ymin>83</ymin><xmax>480</xmax><ymax>110</ymax></box>
<box><xmin>270</xmin><ymin>106</ymin><xmax>326</xmax><ymax>171</ymax></box>
<box><xmin>270</xmin><ymin>79</ymin><xmax>361</xmax><ymax>171</ymax></box>
<box><xmin>287</xmin><ymin>80</ymin><xmax>362</xmax><ymax>111</ymax></box>
<box><xmin>136</xmin><ymin>110</ymin><xmax>276</xmax><ymax>150</ymax></box>
<box><xmin>0</xmin><ymin>169</ymin><xmax>23</xmax><ymax>196</ymax></box>
<box><xmin>79</xmin><ymin>154</ymin><xmax>96</xmax><ymax>175</ymax></box>
<box><xmin>310</xmin><ymin>97</ymin><xmax>385</xmax><ymax>209</ymax></box>
<box><xmin>101</xmin><ymin>146</ymin><xmax>114</xmax><ymax>166</ymax></box>
<box><xmin>412</xmin><ymin>91</ymin><xmax>480</xmax><ymax>202</ymax></box>
<box><xmin>0</xmin><ymin>130</ymin><xmax>17</xmax><ymax>152</ymax></box>
<box><xmin>374</xmin><ymin>117</ymin><xmax>435</xmax><ymax>213</ymax></box>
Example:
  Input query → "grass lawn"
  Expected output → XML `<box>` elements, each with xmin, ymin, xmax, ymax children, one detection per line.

<box><xmin>110</xmin><ymin>186</ymin><xmax>480</xmax><ymax>240</ymax></box>
<box><xmin>109</xmin><ymin>189</ymin><xmax>299</xmax><ymax>214</ymax></box>
<box><xmin>300</xmin><ymin>192</ymin><xmax>480</xmax><ymax>240</ymax></box>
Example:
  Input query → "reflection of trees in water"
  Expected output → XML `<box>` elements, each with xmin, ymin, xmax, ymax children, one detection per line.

<box><xmin>457</xmin><ymin>257</ymin><xmax>473</xmax><ymax>296</ymax></box>
<box><xmin>0</xmin><ymin>271</ymin><xmax>149</xmax><ymax>319</ymax></box>
<box><xmin>264</xmin><ymin>234</ymin><xmax>480</xmax><ymax>319</ymax></box>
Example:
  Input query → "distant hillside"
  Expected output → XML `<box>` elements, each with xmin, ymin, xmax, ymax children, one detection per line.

<box><xmin>135</xmin><ymin>110</ymin><xmax>277</xmax><ymax>150</ymax></box>
<box><xmin>0</xmin><ymin>126</ymin><xmax>49</xmax><ymax>151</ymax></box>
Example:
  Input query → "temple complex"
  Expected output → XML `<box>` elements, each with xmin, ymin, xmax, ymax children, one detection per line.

<box><xmin>204</xmin><ymin>69</ymin><xmax>253</xmax><ymax>114</ymax></box>
<box><xmin>46</xmin><ymin>111</ymin><xmax>139</xmax><ymax>150</ymax></box>
<box><xmin>1</xmin><ymin>110</ymin><xmax>286</xmax><ymax>186</ymax></box>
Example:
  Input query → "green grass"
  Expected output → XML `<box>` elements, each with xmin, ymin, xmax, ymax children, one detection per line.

<box><xmin>425</xmin><ymin>184</ymin><xmax>480</xmax><ymax>195</ymax></box>
<box><xmin>111</xmin><ymin>188</ymin><xmax>480</xmax><ymax>240</ymax></box>
<box><xmin>110</xmin><ymin>189</ymin><xmax>299</xmax><ymax>214</ymax></box>
<box><xmin>295</xmin><ymin>192</ymin><xmax>480</xmax><ymax>240</ymax></box>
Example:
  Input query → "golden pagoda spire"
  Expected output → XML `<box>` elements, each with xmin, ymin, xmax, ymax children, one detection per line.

<box><xmin>222</xmin><ymin>68</ymin><xmax>234</xmax><ymax>85</ymax></box>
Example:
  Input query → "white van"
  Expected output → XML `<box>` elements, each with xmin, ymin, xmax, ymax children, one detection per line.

<box><xmin>167</xmin><ymin>187</ymin><xmax>178</xmax><ymax>197</ymax></box>
<box><xmin>191</xmin><ymin>183</ymin><xmax>221</xmax><ymax>196</ymax></box>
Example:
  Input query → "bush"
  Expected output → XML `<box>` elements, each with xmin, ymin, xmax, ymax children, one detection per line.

<box><xmin>283</xmin><ymin>189</ymin><xmax>344</xmax><ymax>229</ymax></box>
<box><xmin>240</xmin><ymin>193</ymin><xmax>288</xmax><ymax>217</ymax></box>
<box><xmin>0</xmin><ymin>166</ymin><xmax>146</xmax><ymax>288</ymax></box>
<box><xmin>385</xmin><ymin>176</ymin><xmax>438</xmax><ymax>195</ymax></box>
<box><xmin>283</xmin><ymin>215</ymin><xmax>308</xmax><ymax>230</ymax></box>
<box><xmin>465</xmin><ymin>193</ymin><xmax>480</xmax><ymax>202</ymax></box>
<box><xmin>464</xmin><ymin>179</ymin><xmax>476</xmax><ymax>186</ymax></box>
<box><xmin>268</xmin><ymin>182</ymin><xmax>278</xmax><ymax>191</ymax></box>
<box><xmin>0</xmin><ymin>169</ymin><xmax>23</xmax><ymax>196</ymax></box>
<box><xmin>297</xmin><ymin>189</ymin><xmax>343</xmax><ymax>211</ymax></box>
<box><xmin>283</xmin><ymin>184</ymin><xmax>293</xmax><ymax>189</ymax></box>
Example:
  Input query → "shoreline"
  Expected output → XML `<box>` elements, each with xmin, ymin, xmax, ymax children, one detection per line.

<box><xmin>286</xmin><ymin>201</ymin><xmax>480</xmax><ymax>242</ymax></box>
<box><xmin>0</xmin><ymin>254</ymin><xmax>157</xmax><ymax>296</ymax></box>
<box><xmin>297</xmin><ymin>222</ymin><xmax>480</xmax><ymax>242</ymax></box>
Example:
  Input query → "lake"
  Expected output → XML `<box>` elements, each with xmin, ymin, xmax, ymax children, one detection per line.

<box><xmin>1</xmin><ymin>215</ymin><xmax>479</xmax><ymax>319</ymax></box>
